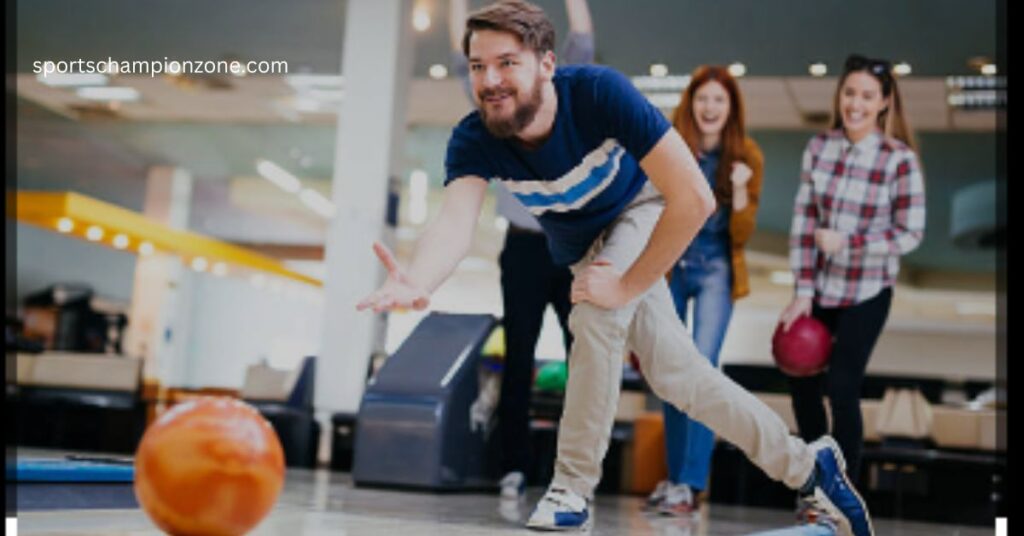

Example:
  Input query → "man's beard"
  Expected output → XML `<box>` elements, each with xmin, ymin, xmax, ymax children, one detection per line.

<box><xmin>479</xmin><ymin>78</ymin><xmax>543</xmax><ymax>139</ymax></box>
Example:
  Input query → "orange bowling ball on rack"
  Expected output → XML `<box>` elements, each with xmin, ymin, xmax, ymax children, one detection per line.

<box><xmin>134</xmin><ymin>397</ymin><xmax>285</xmax><ymax>536</ymax></box>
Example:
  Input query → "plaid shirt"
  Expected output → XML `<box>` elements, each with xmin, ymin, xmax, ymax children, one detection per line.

<box><xmin>789</xmin><ymin>129</ymin><xmax>926</xmax><ymax>307</ymax></box>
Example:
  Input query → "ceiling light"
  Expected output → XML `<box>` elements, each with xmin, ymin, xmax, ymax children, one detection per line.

<box><xmin>409</xmin><ymin>169</ymin><xmax>429</xmax><ymax>199</ymax></box>
<box><xmin>292</xmin><ymin>97</ymin><xmax>322</xmax><ymax>113</ymax></box>
<box><xmin>76</xmin><ymin>86</ymin><xmax>140</xmax><ymax>102</ymax></box>
<box><xmin>285</xmin><ymin>74</ymin><xmax>344</xmax><ymax>90</ymax></box>
<box><xmin>893</xmin><ymin>62</ymin><xmax>912</xmax><ymax>76</ymax></box>
<box><xmin>728</xmin><ymin>62</ymin><xmax>747</xmax><ymax>78</ymax></box>
<box><xmin>649</xmin><ymin>64</ymin><xmax>668</xmax><ymax>78</ymax></box>
<box><xmin>303</xmin><ymin>88</ymin><xmax>344</xmax><ymax>102</ymax></box>
<box><xmin>632</xmin><ymin>75</ymin><xmax>691</xmax><ymax>92</ymax></box>
<box><xmin>256</xmin><ymin>159</ymin><xmax>302</xmax><ymax>193</ymax></box>
<box><xmin>298</xmin><ymin>188</ymin><xmax>337</xmax><ymax>219</ymax></box>
<box><xmin>191</xmin><ymin>257</ymin><xmax>209</xmax><ymax>272</ymax></box>
<box><xmin>809</xmin><ymin>62</ymin><xmax>828</xmax><ymax>77</ymax></box>
<box><xmin>429</xmin><ymin>64</ymin><xmax>448</xmax><ymax>80</ymax></box>
<box><xmin>644</xmin><ymin>93</ymin><xmax>682</xmax><ymax>109</ymax></box>
<box><xmin>85</xmin><ymin>225</ymin><xmax>104</xmax><ymax>241</ymax></box>
<box><xmin>36</xmin><ymin>73</ymin><xmax>109</xmax><ymax>87</ymax></box>
<box><xmin>139</xmin><ymin>241</ymin><xmax>155</xmax><ymax>256</ymax></box>
<box><xmin>981</xmin><ymin>64</ymin><xmax>998</xmax><ymax>76</ymax></box>
<box><xmin>413</xmin><ymin>7</ymin><xmax>431</xmax><ymax>32</ymax></box>
<box><xmin>112</xmin><ymin>234</ymin><xmax>130</xmax><ymax>249</ymax></box>
<box><xmin>56</xmin><ymin>217</ymin><xmax>74</xmax><ymax>233</ymax></box>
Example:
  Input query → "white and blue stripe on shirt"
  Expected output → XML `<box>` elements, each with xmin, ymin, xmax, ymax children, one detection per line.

<box><xmin>499</xmin><ymin>139</ymin><xmax>625</xmax><ymax>216</ymax></box>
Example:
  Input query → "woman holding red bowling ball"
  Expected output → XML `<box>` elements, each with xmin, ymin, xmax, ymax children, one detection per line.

<box><xmin>778</xmin><ymin>53</ymin><xmax>927</xmax><ymax>495</ymax></box>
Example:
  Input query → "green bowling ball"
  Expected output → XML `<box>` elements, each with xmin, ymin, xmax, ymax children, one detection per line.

<box><xmin>535</xmin><ymin>361</ymin><xmax>568</xmax><ymax>393</ymax></box>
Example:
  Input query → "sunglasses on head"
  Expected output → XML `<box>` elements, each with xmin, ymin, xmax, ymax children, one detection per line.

<box><xmin>845</xmin><ymin>55</ymin><xmax>892</xmax><ymax>78</ymax></box>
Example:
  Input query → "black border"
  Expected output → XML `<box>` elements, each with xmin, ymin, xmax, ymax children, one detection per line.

<box><xmin>994</xmin><ymin>0</ymin><xmax>1008</xmax><ymax>522</ymax></box>
<box><xmin>5</xmin><ymin>0</ymin><xmax>19</xmax><ymax>520</ymax></box>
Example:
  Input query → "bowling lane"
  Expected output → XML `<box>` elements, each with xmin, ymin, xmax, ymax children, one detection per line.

<box><xmin>14</xmin><ymin>462</ymin><xmax>995</xmax><ymax>536</ymax></box>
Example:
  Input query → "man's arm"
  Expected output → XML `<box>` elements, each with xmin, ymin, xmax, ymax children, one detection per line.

<box><xmin>620</xmin><ymin>129</ymin><xmax>716</xmax><ymax>298</ymax></box>
<box><xmin>357</xmin><ymin>177</ymin><xmax>487</xmax><ymax>312</ymax></box>
<box><xmin>449</xmin><ymin>0</ymin><xmax>468</xmax><ymax>53</ymax></box>
<box><xmin>407</xmin><ymin>177</ymin><xmax>488</xmax><ymax>292</ymax></box>
<box><xmin>571</xmin><ymin>129</ymin><xmax>714</xmax><ymax>309</ymax></box>
<box><xmin>564</xmin><ymin>0</ymin><xmax>594</xmax><ymax>34</ymax></box>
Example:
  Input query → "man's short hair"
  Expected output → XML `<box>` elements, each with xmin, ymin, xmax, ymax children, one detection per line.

<box><xmin>462</xmin><ymin>0</ymin><xmax>556</xmax><ymax>57</ymax></box>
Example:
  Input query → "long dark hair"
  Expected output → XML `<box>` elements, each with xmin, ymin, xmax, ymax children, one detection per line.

<box><xmin>830</xmin><ymin>54</ymin><xmax>917</xmax><ymax>151</ymax></box>
<box><xmin>671</xmin><ymin>65</ymin><xmax>750</xmax><ymax>206</ymax></box>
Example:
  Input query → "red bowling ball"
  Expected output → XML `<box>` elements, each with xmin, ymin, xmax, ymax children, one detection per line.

<box><xmin>772</xmin><ymin>316</ymin><xmax>833</xmax><ymax>377</ymax></box>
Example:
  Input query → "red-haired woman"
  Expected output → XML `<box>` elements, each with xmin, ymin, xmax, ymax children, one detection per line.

<box><xmin>645</xmin><ymin>65</ymin><xmax>764</xmax><ymax>515</ymax></box>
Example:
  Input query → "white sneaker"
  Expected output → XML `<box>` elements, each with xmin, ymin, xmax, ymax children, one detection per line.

<box><xmin>644</xmin><ymin>480</ymin><xmax>670</xmax><ymax>511</ymax></box>
<box><xmin>658</xmin><ymin>483</ymin><xmax>696</xmax><ymax>516</ymax></box>
<box><xmin>526</xmin><ymin>485</ymin><xmax>591</xmax><ymax>531</ymax></box>
<box><xmin>500</xmin><ymin>471</ymin><xmax>526</xmax><ymax>500</ymax></box>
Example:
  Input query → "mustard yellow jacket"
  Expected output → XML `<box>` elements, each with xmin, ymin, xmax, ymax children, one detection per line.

<box><xmin>728</xmin><ymin>138</ymin><xmax>764</xmax><ymax>301</ymax></box>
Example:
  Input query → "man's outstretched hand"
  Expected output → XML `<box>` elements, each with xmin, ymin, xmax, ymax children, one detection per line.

<box><xmin>355</xmin><ymin>242</ymin><xmax>430</xmax><ymax>313</ymax></box>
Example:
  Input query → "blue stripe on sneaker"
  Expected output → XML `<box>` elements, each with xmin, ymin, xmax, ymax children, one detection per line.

<box><xmin>554</xmin><ymin>510</ymin><xmax>588</xmax><ymax>527</ymax></box>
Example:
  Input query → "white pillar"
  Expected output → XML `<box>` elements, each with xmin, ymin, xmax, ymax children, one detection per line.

<box><xmin>318</xmin><ymin>0</ymin><xmax>413</xmax><ymax>415</ymax></box>
<box><xmin>124</xmin><ymin>166</ymin><xmax>194</xmax><ymax>386</ymax></box>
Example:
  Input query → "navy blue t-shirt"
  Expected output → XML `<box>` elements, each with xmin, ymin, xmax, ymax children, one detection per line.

<box><xmin>444</xmin><ymin>64</ymin><xmax>671</xmax><ymax>266</ymax></box>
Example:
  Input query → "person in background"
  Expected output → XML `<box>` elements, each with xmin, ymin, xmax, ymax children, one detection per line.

<box><xmin>645</xmin><ymin>65</ymin><xmax>764</xmax><ymax>516</ymax></box>
<box><xmin>779</xmin><ymin>53</ymin><xmax>925</xmax><ymax>525</ymax></box>
<box><xmin>448</xmin><ymin>0</ymin><xmax>595</xmax><ymax>500</ymax></box>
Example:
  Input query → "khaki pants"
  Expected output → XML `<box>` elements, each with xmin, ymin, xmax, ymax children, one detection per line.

<box><xmin>552</xmin><ymin>184</ymin><xmax>816</xmax><ymax>499</ymax></box>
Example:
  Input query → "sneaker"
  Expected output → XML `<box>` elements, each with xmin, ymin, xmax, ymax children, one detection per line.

<box><xmin>795</xmin><ymin>493</ymin><xmax>841</xmax><ymax>532</ymax></box>
<box><xmin>526</xmin><ymin>485</ymin><xmax>591</xmax><ymax>531</ymax></box>
<box><xmin>498</xmin><ymin>496</ymin><xmax>524</xmax><ymax>523</ymax></box>
<box><xmin>657</xmin><ymin>482</ymin><xmax>696</xmax><ymax>517</ymax></box>
<box><xmin>643</xmin><ymin>480</ymin><xmax>670</xmax><ymax>511</ymax></box>
<box><xmin>805</xmin><ymin>436</ymin><xmax>875</xmax><ymax>536</ymax></box>
<box><xmin>500</xmin><ymin>471</ymin><xmax>526</xmax><ymax>500</ymax></box>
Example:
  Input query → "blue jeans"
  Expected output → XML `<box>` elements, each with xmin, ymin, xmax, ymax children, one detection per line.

<box><xmin>662</xmin><ymin>253</ymin><xmax>734</xmax><ymax>490</ymax></box>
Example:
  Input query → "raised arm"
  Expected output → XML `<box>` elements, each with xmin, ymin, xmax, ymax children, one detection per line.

<box><xmin>449</xmin><ymin>0</ymin><xmax>468</xmax><ymax>53</ymax></box>
<box><xmin>564</xmin><ymin>0</ymin><xmax>593</xmax><ymax>34</ymax></box>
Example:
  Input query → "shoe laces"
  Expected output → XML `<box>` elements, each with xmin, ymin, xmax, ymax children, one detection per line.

<box><xmin>541</xmin><ymin>486</ymin><xmax>583</xmax><ymax>511</ymax></box>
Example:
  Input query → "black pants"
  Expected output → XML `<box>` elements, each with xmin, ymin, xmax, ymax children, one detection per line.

<box><xmin>788</xmin><ymin>287</ymin><xmax>893</xmax><ymax>481</ymax></box>
<box><xmin>497</xmin><ymin>228</ymin><xmax>574</xmax><ymax>475</ymax></box>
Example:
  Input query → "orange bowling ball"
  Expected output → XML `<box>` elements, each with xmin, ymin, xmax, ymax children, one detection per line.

<box><xmin>134</xmin><ymin>397</ymin><xmax>285</xmax><ymax>536</ymax></box>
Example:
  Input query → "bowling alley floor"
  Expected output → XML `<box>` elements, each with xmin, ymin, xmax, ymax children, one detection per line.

<box><xmin>14</xmin><ymin>460</ymin><xmax>994</xmax><ymax>536</ymax></box>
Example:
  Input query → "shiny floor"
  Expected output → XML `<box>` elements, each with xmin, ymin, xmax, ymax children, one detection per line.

<box><xmin>16</xmin><ymin>468</ymin><xmax>994</xmax><ymax>536</ymax></box>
